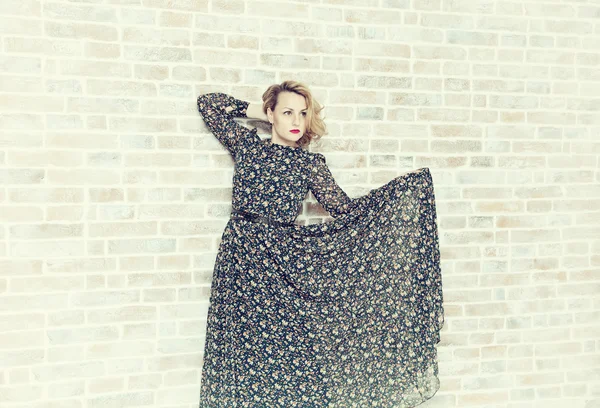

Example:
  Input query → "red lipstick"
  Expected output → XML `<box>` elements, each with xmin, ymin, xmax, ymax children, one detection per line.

<box><xmin>290</xmin><ymin>129</ymin><xmax>300</xmax><ymax>134</ymax></box>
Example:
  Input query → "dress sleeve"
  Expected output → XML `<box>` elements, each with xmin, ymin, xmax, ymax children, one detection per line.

<box><xmin>196</xmin><ymin>92</ymin><xmax>260</xmax><ymax>158</ymax></box>
<box><xmin>308</xmin><ymin>153</ymin><xmax>367</xmax><ymax>218</ymax></box>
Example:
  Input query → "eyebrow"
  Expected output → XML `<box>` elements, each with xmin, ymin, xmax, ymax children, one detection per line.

<box><xmin>283</xmin><ymin>107</ymin><xmax>308</xmax><ymax>111</ymax></box>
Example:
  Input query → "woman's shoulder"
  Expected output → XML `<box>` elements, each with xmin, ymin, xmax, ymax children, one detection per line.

<box><xmin>310</xmin><ymin>151</ymin><xmax>326</xmax><ymax>163</ymax></box>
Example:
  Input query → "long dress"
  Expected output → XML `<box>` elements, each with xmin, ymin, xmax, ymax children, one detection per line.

<box><xmin>196</xmin><ymin>93</ymin><xmax>444</xmax><ymax>408</ymax></box>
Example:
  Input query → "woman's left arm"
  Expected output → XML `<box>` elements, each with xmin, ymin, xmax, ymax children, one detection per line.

<box><xmin>308</xmin><ymin>153</ymin><xmax>370</xmax><ymax>218</ymax></box>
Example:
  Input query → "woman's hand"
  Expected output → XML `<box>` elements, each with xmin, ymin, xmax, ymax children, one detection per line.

<box><xmin>246</xmin><ymin>103</ymin><xmax>269</xmax><ymax>122</ymax></box>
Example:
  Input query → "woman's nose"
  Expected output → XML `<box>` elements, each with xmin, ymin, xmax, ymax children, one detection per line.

<box><xmin>292</xmin><ymin>114</ymin><xmax>299</xmax><ymax>125</ymax></box>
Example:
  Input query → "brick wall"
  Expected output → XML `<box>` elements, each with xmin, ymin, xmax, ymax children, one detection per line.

<box><xmin>1</xmin><ymin>0</ymin><xmax>599</xmax><ymax>407</ymax></box>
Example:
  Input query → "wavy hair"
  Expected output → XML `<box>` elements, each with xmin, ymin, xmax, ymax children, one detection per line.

<box><xmin>262</xmin><ymin>80</ymin><xmax>327</xmax><ymax>148</ymax></box>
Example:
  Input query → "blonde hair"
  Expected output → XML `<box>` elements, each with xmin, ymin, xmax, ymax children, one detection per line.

<box><xmin>262</xmin><ymin>80</ymin><xmax>327</xmax><ymax>148</ymax></box>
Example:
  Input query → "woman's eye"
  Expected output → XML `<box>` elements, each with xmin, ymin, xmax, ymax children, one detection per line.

<box><xmin>302</xmin><ymin>112</ymin><xmax>307</xmax><ymax>116</ymax></box>
<box><xmin>284</xmin><ymin>111</ymin><xmax>291</xmax><ymax>115</ymax></box>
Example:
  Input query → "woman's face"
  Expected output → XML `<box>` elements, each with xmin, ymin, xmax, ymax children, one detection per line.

<box><xmin>267</xmin><ymin>91</ymin><xmax>307</xmax><ymax>147</ymax></box>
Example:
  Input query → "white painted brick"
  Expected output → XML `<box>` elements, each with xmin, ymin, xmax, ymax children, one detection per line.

<box><xmin>0</xmin><ymin>76</ymin><xmax>41</xmax><ymax>93</ymax></box>
<box><xmin>0</xmin><ymin>0</ymin><xmax>40</xmax><ymax>16</ymax></box>
<box><xmin>444</xmin><ymin>0</ymin><xmax>494</xmax><ymax>14</ymax></box>
<box><xmin>84</xmin><ymin>41</ymin><xmax>120</xmax><ymax>60</ymax></box>
<box><xmin>144</xmin><ymin>0</ymin><xmax>207</xmax><ymax>11</ymax></box>
<box><xmin>248</xmin><ymin>1</ymin><xmax>309</xmax><ymax>19</ymax></box>
<box><xmin>0</xmin><ymin>95</ymin><xmax>64</xmax><ymax>113</ymax></box>
<box><xmin>0</xmin><ymin>331</ymin><xmax>45</xmax><ymax>350</ymax></box>
<box><xmin>261</xmin><ymin>53</ymin><xmax>319</xmax><ymax>69</ymax></box>
<box><xmin>0</xmin><ymin>2</ymin><xmax>597</xmax><ymax>407</ymax></box>
<box><xmin>123</xmin><ymin>323</ymin><xmax>157</xmax><ymax>340</ymax></box>
<box><xmin>46</xmin><ymin>21</ymin><xmax>118</xmax><ymax>42</ymax></box>
<box><xmin>321</xmin><ymin>56</ymin><xmax>353</xmax><ymax>71</ymax></box>
<box><xmin>124</xmin><ymin>45</ymin><xmax>191</xmax><ymax>62</ymax></box>
<box><xmin>312</xmin><ymin>7</ymin><xmax>343</xmax><ymax>22</ymax></box>
<box><xmin>390</xmin><ymin>26</ymin><xmax>444</xmax><ymax>43</ymax></box>
<box><xmin>87</xmin><ymin>341</ymin><xmax>154</xmax><ymax>359</ymax></box>
<box><xmin>159</xmin><ymin>10</ymin><xmax>191</xmax><ymax>27</ymax></box>
<box><xmin>88</xmin><ymin>377</ymin><xmax>124</xmax><ymax>394</ymax></box>
<box><xmin>43</xmin><ymin>2</ymin><xmax>117</xmax><ymax>22</ymax></box>
<box><xmin>155</xmin><ymin>386</ymin><xmax>199</xmax><ymax>404</ymax></box>
<box><xmin>261</xmin><ymin>19</ymin><xmax>322</xmax><ymax>37</ymax></box>
<box><xmin>5</xmin><ymin>37</ymin><xmax>82</xmax><ymax>57</ymax></box>
<box><xmin>296</xmin><ymin>38</ymin><xmax>352</xmax><ymax>55</ymax></box>
<box><xmin>10</xmin><ymin>276</ymin><xmax>85</xmax><ymax>293</ymax></box>
<box><xmin>194</xmin><ymin>14</ymin><xmax>260</xmax><ymax>33</ymax></box>
<box><xmin>108</xmin><ymin>238</ymin><xmax>176</xmax><ymax>254</ymax></box>
<box><xmin>422</xmin><ymin>13</ymin><xmax>473</xmax><ymax>29</ymax></box>
<box><xmin>70</xmin><ymin>98</ymin><xmax>137</xmax><ymax>115</ymax></box>
<box><xmin>345</xmin><ymin>8</ymin><xmax>401</xmax><ymax>24</ymax></box>
<box><xmin>0</xmin><ymin>56</ymin><xmax>41</xmax><ymax>75</ymax></box>
<box><xmin>0</xmin><ymin>385</ymin><xmax>43</xmax><ymax>403</ymax></box>
<box><xmin>143</xmin><ymin>288</ymin><xmax>176</xmax><ymax>302</ymax></box>
<box><xmin>104</xmin><ymin>358</ymin><xmax>145</xmax><ymax>375</ymax></box>
<box><xmin>357</xmin><ymin>26</ymin><xmax>385</xmax><ymax>40</ymax></box>
<box><xmin>120</xmin><ymin>7</ymin><xmax>156</xmax><ymax>25</ymax></box>
<box><xmin>46</xmin><ymin>205</ymin><xmax>86</xmax><ymax>222</ymax></box>
<box><xmin>127</xmin><ymin>271</ymin><xmax>191</xmax><ymax>287</ymax></box>
<box><xmin>123</xmin><ymin>27</ymin><xmax>189</xmax><ymax>46</ymax></box>
<box><xmin>448</xmin><ymin>30</ymin><xmax>498</xmax><ymax>46</ymax></box>
<box><xmin>47</xmin><ymin>311</ymin><xmax>84</xmax><ymax>328</ymax></box>
<box><xmin>383</xmin><ymin>0</ymin><xmax>410</xmax><ymax>10</ymax></box>
<box><xmin>322</xmin><ymin>0</ymin><xmax>377</xmax><ymax>6</ymax></box>
<box><xmin>46</xmin><ymin>80</ymin><xmax>83</xmax><ymax>95</ymax></box>
<box><xmin>60</xmin><ymin>60</ymin><xmax>130</xmax><ymax>78</ymax></box>
<box><xmin>0</xmin><ymin>16</ymin><xmax>42</xmax><ymax>35</ymax></box>
<box><xmin>11</xmin><ymin>240</ymin><xmax>85</xmax><ymax>258</ymax></box>
<box><xmin>159</xmin><ymin>82</ymin><xmax>193</xmax><ymax>98</ymax></box>
<box><xmin>0</xmin><ymin>314</ymin><xmax>45</xmax><ymax>332</ymax></box>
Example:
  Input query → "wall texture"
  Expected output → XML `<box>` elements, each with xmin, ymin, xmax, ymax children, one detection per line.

<box><xmin>1</xmin><ymin>0</ymin><xmax>599</xmax><ymax>407</ymax></box>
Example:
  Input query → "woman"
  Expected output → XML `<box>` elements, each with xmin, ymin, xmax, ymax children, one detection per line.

<box><xmin>197</xmin><ymin>81</ymin><xmax>444</xmax><ymax>407</ymax></box>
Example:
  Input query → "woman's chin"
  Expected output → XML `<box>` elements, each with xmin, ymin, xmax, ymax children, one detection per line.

<box><xmin>277</xmin><ymin>134</ymin><xmax>302</xmax><ymax>144</ymax></box>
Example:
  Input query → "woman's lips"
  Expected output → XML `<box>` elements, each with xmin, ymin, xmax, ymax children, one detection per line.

<box><xmin>290</xmin><ymin>130</ymin><xmax>300</xmax><ymax>134</ymax></box>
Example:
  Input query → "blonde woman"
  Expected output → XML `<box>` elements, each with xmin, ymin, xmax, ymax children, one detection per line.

<box><xmin>196</xmin><ymin>81</ymin><xmax>444</xmax><ymax>407</ymax></box>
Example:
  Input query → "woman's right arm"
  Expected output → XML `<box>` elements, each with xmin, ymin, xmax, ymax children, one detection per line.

<box><xmin>196</xmin><ymin>93</ymin><xmax>262</xmax><ymax>158</ymax></box>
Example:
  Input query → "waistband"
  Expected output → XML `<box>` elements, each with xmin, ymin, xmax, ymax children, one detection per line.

<box><xmin>230</xmin><ymin>209</ymin><xmax>294</xmax><ymax>228</ymax></box>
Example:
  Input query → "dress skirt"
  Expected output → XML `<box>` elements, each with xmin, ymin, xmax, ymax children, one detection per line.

<box><xmin>199</xmin><ymin>168</ymin><xmax>444</xmax><ymax>408</ymax></box>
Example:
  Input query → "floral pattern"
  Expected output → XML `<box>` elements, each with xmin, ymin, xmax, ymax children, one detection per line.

<box><xmin>197</xmin><ymin>93</ymin><xmax>444</xmax><ymax>407</ymax></box>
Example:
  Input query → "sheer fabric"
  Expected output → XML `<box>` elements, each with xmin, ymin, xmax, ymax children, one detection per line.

<box><xmin>308</xmin><ymin>153</ymin><xmax>369</xmax><ymax>217</ymax></box>
<box><xmin>197</xmin><ymin>92</ymin><xmax>444</xmax><ymax>407</ymax></box>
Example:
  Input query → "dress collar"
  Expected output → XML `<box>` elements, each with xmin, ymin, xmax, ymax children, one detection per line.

<box><xmin>264</xmin><ymin>138</ymin><xmax>301</xmax><ymax>150</ymax></box>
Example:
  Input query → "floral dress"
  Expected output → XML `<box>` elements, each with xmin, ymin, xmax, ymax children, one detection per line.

<box><xmin>196</xmin><ymin>93</ymin><xmax>444</xmax><ymax>408</ymax></box>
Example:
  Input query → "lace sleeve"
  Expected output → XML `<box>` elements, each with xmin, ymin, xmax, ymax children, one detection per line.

<box><xmin>197</xmin><ymin>92</ymin><xmax>260</xmax><ymax>158</ymax></box>
<box><xmin>308</xmin><ymin>153</ymin><xmax>366</xmax><ymax>218</ymax></box>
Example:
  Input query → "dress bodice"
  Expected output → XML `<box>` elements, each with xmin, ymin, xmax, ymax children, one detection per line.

<box><xmin>197</xmin><ymin>93</ymin><xmax>365</xmax><ymax>224</ymax></box>
<box><xmin>232</xmin><ymin>137</ymin><xmax>312</xmax><ymax>223</ymax></box>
